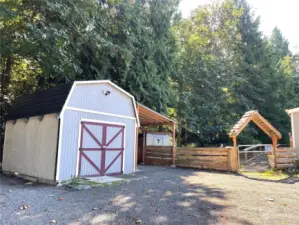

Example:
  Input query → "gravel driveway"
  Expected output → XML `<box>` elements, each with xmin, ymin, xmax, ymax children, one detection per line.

<box><xmin>1</xmin><ymin>165</ymin><xmax>299</xmax><ymax>225</ymax></box>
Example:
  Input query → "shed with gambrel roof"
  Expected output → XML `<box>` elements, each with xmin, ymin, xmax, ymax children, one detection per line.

<box><xmin>3</xmin><ymin>80</ymin><xmax>140</xmax><ymax>184</ymax></box>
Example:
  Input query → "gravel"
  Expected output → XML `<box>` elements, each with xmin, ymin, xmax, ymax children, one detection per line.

<box><xmin>1</xmin><ymin>165</ymin><xmax>299</xmax><ymax>225</ymax></box>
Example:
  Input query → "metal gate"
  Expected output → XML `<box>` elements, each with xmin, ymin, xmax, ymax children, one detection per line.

<box><xmin>78</xmin><ymin>121</ymin><xmax>125</xmax><ymax>177</ymax></box>
<box><xmin>238</xmin><ymin>144</ymin><xmax>272</xmax><ymax>172</ymax></box>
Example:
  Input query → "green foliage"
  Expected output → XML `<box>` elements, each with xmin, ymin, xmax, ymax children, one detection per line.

<box><xmin>0</xmin><ymin>0</ymin><xmax>298</xmax><ymax>150</ymax></box>
<box><xmin>173</xmin><ymin>0</ymin><xmax>298</xmax><ymax>145</ymax></box>
<box><xmin>0</xmin><ymin>0</ymin><xmax>179</xmax><ymax>150</ymax></box>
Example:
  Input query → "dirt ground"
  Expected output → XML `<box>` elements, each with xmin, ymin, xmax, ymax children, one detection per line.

<box><xmin>1</xmin><ymin>165</ymin><xmax>299</xmax><ymax>225</ymax></box>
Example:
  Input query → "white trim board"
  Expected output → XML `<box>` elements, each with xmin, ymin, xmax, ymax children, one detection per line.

<box><xmin>75</xmin><ymin>122</ymin><xmax>82</xmax><ymax>176</ymax></box>
<box><xmin>65</xmin><ymin>106</ymin><xmax>137</xmax><ymax>121</ymax></box>
<box><xmin>80</xmin><ymin>118</ymin><xmax>126</xmax><ymax>126</ymax></box>
<box><xmin>291</xmin><ymin>114</ymin><xmax>297</xmax><ymax>149</ymax></box>
<box><xmin>55</xmin><ymin>116</ymin><xmax>64</xmax><ymax>181</ymax></box>
<box><xmin>286</xmin><ymin>107</ymin><xmax>299</xmax><ymax>114</ymax></box>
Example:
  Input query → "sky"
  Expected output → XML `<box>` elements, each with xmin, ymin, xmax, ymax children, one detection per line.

<box><xmin>179</xmin><ymin>0</ymin><xmax>299</xmax><ymax>53</ymax></box>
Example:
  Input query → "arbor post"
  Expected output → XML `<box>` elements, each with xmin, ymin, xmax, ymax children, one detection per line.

<box><xmin>272</xmin><ymin>136</ymin><xmax>277</xmax><ymax>168</ymax></box>
<box><xmin>231</xmin><ymin>136</ymin><xmax>239</xmax><ymax>172</ymax></box>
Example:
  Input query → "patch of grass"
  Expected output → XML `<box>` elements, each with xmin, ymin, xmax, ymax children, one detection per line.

<box><xmin>63</xmin><ymin>176</ymin><xmax>127</xmax><ymax>189</ymax></box>
<box><xmin>240</xmin><ymin>169</ymin><xmax>290</xmax><ymax>181</ymax></box>
<box><xmin>111</xmin><ymin>180</ymin><xmax>125</xmax><ymax>185</ymax></box>
<box><xmin>64</xmin><ymin>176</ymin><xmax>100</xmax><ymax>187</ymax></box>
<box><xmin>98</xmin><ymin>183</ymin><xmax>110</xmax><ymax>188</ymax></box>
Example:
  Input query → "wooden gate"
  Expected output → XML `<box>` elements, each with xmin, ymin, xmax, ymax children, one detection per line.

<box><xmin>79</xmin><ymin>121</ymin><xmax>125</xmax><ymax>177</ymax></box>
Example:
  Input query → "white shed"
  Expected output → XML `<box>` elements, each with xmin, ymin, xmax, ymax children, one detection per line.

<box><xmin>3</xmin><ymin>80</ymin><xmax>139</xmax><ymax>184</ymax></box>
<box><xmin>286</xmin><ymin>107</ymin><xmax>299</xmax><ymax>156</ymax></box>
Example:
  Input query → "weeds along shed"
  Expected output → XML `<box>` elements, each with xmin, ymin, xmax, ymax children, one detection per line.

<box><xmin>3</xmin><ymin>80</ymin><xmax>139</xmax><ymax>184</ymax></box>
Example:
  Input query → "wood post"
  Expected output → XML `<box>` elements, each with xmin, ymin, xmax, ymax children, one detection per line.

<box><xmin>230</xmin><ymin>136</ymin><xmax>239</xmax><ymax>172</ymax></box>
<box><xmin>142</xmin><ymin>129</ymin><xmax>146</xmax><ymax>164</ymax></box>
<box><xmin>289</xmin><ymin>133</ymin><xmax>293</xmax><ymax>148</ymax></box>
<box><xmin>272</xmin><ymin>136</ymin><xmax>277</xmax><ymax>168</ymax></box>
<box><xmin>171</xmin><ymin>123</ymin><xmax>176</xmax><ymax>166</ymax></box>
<box><xmin>136</xmin><ymin>104</ymin><xmax>140</xmax><ymax>168</ymax></box>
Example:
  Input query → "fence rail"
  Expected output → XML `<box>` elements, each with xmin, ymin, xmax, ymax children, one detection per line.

<box><xmin>143</xmin><ymin>146</ymin><xmax>296</xmax><ymax>171</ymax></box>
<box><xmin>144</xmin><ymin>146</ymin><xmax>233</xmax><ymax>171</ymax></box>
<box><xmin>144</xmin><ymin>146</ymin><xmax>172</xmax><ymax>166</ymax></box>
<box><xmin>268</xmin><ymin>148</ymin><xmax>297</xmax><ymax>169</ymax></box>
<box><xmin>175</xmin><ymin>147</ymin><xmax>231</xmax><ymax>171</ymax></box>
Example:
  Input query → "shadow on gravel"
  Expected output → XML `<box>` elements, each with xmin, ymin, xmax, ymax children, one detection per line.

<box><xmin>0</xmin><ymin>166</ymin><xmax>253</xmax><ymax>225</ymax></box>
<box><xmin>73</xmin><ymin>166</ymin><xmax>253</xmax><ymax>225</ymax></box>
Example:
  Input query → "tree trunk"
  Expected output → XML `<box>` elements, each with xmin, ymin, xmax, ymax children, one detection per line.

<box><xmin>1</xmin><ymin>55</ymin><xmax>13</xmax><ymax>100</ymax></box>
<box><xmin>0</xmin><ymin>55</ymin><xmax>13</xmax><ymax>162</ymax></box>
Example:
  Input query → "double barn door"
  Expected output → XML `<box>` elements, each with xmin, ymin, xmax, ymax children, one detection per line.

<box><xmin>78</xmin><ymin>121</ymin><xmax>125</xmax><ymax>177</ymax></box>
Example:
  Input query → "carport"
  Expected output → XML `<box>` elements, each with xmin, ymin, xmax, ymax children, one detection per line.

<box><xmin>136</xmin><ymin>103</ymin><xmax>176</xmax><ymax>166</ymax></box>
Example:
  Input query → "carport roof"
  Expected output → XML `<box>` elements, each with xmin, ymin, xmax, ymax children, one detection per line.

<box><xmin>137</xmin><ymin>103</ymin><xmax>175</xmax><ymax>126</ymax></box>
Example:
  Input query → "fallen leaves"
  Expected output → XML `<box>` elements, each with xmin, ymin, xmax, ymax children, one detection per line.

<box><xmin>58</xmin><ymin>197</ymin><xmax>64</xmax><ymax>201</ymax></box>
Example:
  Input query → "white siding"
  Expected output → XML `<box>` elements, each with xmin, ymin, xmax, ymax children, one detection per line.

<box><xmin>67</xmin><ymin>83</ymin><xmax>135</xmax><ymax>117</ymax></box>
<box><xmin>57</xmin><ymin>110</ymin><xmax>136</xmax><ymax>182</ymax></box>
<box><xmin>2</xmin><ymin>114</ymin><xmax>58</xmax><ymax>180</ymax></box>
<box><xmin>291</xmin><ymin>112</ymin><xmax>299</xmax><ymax>156</ymax></box>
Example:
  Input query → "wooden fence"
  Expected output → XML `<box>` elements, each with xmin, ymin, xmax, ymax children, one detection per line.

<box><xmin>144</xmin><ymin>146</ymin><xmax>297</xmax><ymax>171</ymax></box>
<box><xmin>144</xmin><ymin>146</ymin><xmax>233</xmax><ymax>171</ymax></box>
<box><xmin>144</xmin><ymin>146</ymin><xmax>173</xmax><ymax>166</ymax></box>
<box><xmin>176</xmin><ymin>147</ymin><xmax>231</xmax><ymax>171</ymax></box>
<box><xmin>268</xmin><ymin>147</ymin><xmax>297</xmax><ymax>169</ymax></box>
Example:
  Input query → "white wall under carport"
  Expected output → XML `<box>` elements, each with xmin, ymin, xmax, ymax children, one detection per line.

<box><xmin>290</xmin><ymin>111</ymin><xmax>299</xmax><ymax>156</ymax></box>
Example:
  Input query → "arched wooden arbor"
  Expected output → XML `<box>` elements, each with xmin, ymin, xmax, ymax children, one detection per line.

<box><xmin>229</xmin><ymin>111</ymin><xmax>282</xmax><ymax>171</ymax></box>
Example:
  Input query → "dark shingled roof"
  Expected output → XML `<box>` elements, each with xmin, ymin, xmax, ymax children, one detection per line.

<box><xmin>6</xmin><ymin>82</ymin><xmax>74</xmax><ymax>121</ymax></box>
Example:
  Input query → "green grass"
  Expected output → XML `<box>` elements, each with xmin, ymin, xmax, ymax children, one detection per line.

<box><xmin>62</xmin><ymin>176</ymin><xmax>126</xmax><ymax>188</ymax></box>
<box><xmin>67</xmin><ymin>176</ymin><xmax>100</xmax><ymax>187</ymax></box>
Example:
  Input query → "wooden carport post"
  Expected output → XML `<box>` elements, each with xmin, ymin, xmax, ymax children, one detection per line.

<box><xmin>135</xmin><ymin>104</ymin><xmax>140</xmax><ymax>169</ymax></box>
<box><xmin>142</xmin><ymin>128</ymin><xmax>147</xmax><ymax>164</ymax></box>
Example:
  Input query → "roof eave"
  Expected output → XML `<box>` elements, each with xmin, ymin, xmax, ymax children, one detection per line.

<box><xmin>286</xmin><ymin>107</ymin><xmax>299</xmax><ymax>115</ymax></box>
